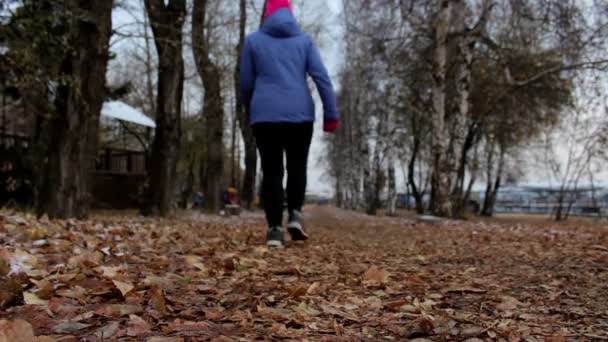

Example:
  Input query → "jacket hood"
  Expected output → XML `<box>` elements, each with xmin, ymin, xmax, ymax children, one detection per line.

<box><xmin>265</xmin><ymin>0</ymin><xmax>293</xmax><ymax>19</ymax></box>
<box><xmin>261</xmin><ymin>8</ymin><xmax>301</xmax><ymax>38</ymax></box>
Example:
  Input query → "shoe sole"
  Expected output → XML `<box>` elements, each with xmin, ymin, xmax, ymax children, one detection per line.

<box><xmin>287</xmin><ymin>223</ymin><xmax>309</xmax><ymax>241</ymax></box>
<box><xmin>266</xmin><ymin>240</ymin><xmax>284</xmax><ymax>248</ymax></box>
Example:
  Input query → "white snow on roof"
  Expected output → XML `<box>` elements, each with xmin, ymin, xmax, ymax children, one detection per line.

<box><xmin>1</xmin><ymin>1</ymin><xmax>23</xmax><ymax>24</ymax></box>
<box><xmin>102</xmin><ymin>101</ymin><xmax>156</xmax><ymax>128</ymax></box>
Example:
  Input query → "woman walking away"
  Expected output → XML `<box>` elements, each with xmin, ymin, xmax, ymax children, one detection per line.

<box><xmin>240</xmin><ymin>0</ymin><xmax>339</xmax><ymax>248</ymax></box>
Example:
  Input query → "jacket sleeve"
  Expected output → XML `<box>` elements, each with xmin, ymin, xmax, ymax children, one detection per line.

<box><xmin>306</xmin><ymin>39</ymin><xmax>339</xmax><ymax>122</ymax></box>
<box><xmin>240</xmin><ymin>38</ymin><xmax>255</xmax><ymax>109</ymax></box>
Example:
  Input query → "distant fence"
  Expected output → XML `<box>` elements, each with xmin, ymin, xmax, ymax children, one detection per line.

<box><xmin>0</xmin><ymin>133</ymin><xmax>34</xmax><ymax>207</ymax></box>
<box><xmin>495</xmin><ymin>202</ymin><xmax>606</xmax><ymax>217</ymax></box>
<box><xmin>96</xmin><ymin>148</ymin><xmax>147</xmax><ymax>175</ymax></box>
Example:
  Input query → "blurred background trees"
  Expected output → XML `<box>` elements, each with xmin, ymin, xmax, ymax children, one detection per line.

<box><xmin>328</xmin><ymin>0</ymin><xmax>608</xmax><ymax>219</ymax></box>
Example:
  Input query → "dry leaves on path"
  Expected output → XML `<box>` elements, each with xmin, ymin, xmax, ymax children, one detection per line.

<box><xmin>0</xmin><ymin>207</ymin><xmax>607</xmax><ymax>340</ymax></box>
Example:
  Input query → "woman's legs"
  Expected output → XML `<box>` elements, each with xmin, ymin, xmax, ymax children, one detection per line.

<box><xmin>253</xmin><ymin>121</ymin><xmax>313</xmax><ymax>244</ymax></box>
<box><xmin>253</xmin><ymin>123</ymin><xmax>285</xmax><ymax>228</ymax></box>
<box><xmin>285</xmin><ymin>122</ymin><xmax>314</xmax><ymax>213</ymax></box>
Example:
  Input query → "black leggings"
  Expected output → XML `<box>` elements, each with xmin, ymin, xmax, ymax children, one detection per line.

<box><xmin>253</xmin><ymin>122</ymin><xmax>313</xmax><ymax>227</ymax></box>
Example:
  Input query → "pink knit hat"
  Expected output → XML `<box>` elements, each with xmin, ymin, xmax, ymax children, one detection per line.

<box><xmin>265</xmin><ymin>0</ymin><xmax>293</xmax><ymax>20</ymax></box>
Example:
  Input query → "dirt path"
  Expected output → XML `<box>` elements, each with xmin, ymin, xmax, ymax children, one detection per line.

<box><xmin>1</xmin><ymin>207</ymin><xmax>607</xmax><ymax>341</ymax></box>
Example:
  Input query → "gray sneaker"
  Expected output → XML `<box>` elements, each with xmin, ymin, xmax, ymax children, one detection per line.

<box><xmin>287</xmin><ymin>210</ymin><xmax>309</xmax><ymax>241</ymax></box>
<box><xmin>266</xmin><ymin>226</ymin><xmax>285</xmax><ymax>248</ymax></box>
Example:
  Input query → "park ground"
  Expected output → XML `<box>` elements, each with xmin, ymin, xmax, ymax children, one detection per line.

<box><xmin>0</xmin><ymin>206</ymin><xmax>607</xmax><ymax>341</ymax></box>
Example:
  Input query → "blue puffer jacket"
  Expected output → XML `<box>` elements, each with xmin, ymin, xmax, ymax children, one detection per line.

<box><xmin>240</xmin><ymin>9</ymin><xmax>339</xmax><ymax>125</ymax></box>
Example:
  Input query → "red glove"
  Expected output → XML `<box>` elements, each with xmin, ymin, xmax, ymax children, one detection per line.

<box><xmin>323</xmin><ymin>120</ymin><xmax>340</xmax><ymax>133</ymax></box>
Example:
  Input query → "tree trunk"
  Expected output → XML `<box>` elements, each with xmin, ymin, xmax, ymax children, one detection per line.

<box><xmin>449</xmin><ymin>0</ymin><xmax>491</xmax><ymax>218</ymax></box>
<box><xmin>236</xmin><ymin>0</ymin><xmax>258</xmax><ymax>210</ymax></box>
<box><xmin>260</xmin><ymin>0</ymin><xmax>269</xmax><ymax>27</ymax></box>
<box><xmin>141</xmin><ymin>0</ymin><xmax>186</xmax><ymax>217</ymax></box>
<box><xmin>448</xmin><ymin>4</ymin><xmax>472</xmax><ymax>219</ymax></box>
<box><xmin>336</xmin><ymin>176</ymin><xmax>344</xmax><ymax>208</ymax></box>
<box><xmin>193</xmin><ymin>0</ymin><xmax>225</xmax><ymax>213</ymax></box>
<box><xmin>180</xmin><ymin>159</ymin><xmax>195</xmax><ymax>209</ymax></box>
<box><xmin>407</xmin><ymin>120</ymin><xmax>425</xmax><ymax>214</ymax></box>
<box><xmin>554</xmin><ymin>192</ymin><xmax>565</xmax><ymax>221</ymax></box>
<box><xmin>363</xmin><ymin>139</ymin><xmax>374</xmax><ymax>215</ymax></box>
<box><xmin>230</xmin><ymin>110</ymin><xmax>237</xmax><ymax>188</ymax></box>
<box><xmin>241</xmin><ymin>136</ymin><xmax>257</xmax><ymax>209</ymax></box>
<box><xmin>564</xmin><ymin>192</ymin><xmax>576</xmax><ymax>220</ymax></box>
<box><xmin>387</xmin><ymin>159</ymin><xmax>397</xmax><ymax>216</ymax></box>
<box><xmin>35</xmin><ymin>0</ymin><xmax>113</xmax><ymax>219</ymax></box>
<box><xmin>141</xmin><ymin>0</ymin><xmax>156</xmax><ymax>117</ymax></box>
<box><xmin>463</xmin><ymin>143</ymin><xmax>480</xmax><ymax>213</ymax></box>
<box><xmin>481</xmin><ymin>146</ymin><xmax>504</xmax><ymax>217</ymax></box>
<box><xmin>451</xmin><ymin>125</ymin><xmax>476</xmax><ymax>218</ymax></box>
<box><xmin>430</xmin><ymin>0</ymin><xmax>453</xmax><ymax>217</ymax></box>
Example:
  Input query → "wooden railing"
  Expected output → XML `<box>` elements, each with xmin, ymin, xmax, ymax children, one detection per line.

<box><xmin>0</xmin><ymin>133</ymin><xmax>31</xmax><ymax>150</ymax></box>
<box><xmin>96</xmin><ymin>148</ymin><xmax>148</xmax><ymax>175</ymax></box>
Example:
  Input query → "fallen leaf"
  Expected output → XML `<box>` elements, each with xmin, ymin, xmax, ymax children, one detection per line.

<box><xmin>545</xmin><ymin>337</ymin><xmax>567</xmax><ymax>342</ymax></box>
<box><xmin>191</xmin><ymin>246</ymin><xmax>215</xmax><ymax>256</ymax></box>
<box><xmin>287</xmin><ymin>285</ymin><xmax>308</xmax><ymax>298</ymax></box>
<box><xmin>0</xmin><ymin>319</ymin><xmax>56</xmax><ymax>342</ymax></box>
<box><xmin>113</xmin><ymin>280</ymin><xmax>135</xmax><ymax>297</ymax></box>
<box><xmin>362</xmin><ymin>266</ymin><xmax>390</xmax><ymax>286</ymax></box>
<box><xmin>443</xmin><ymin>286</ymin><xmax>486</xmax><ymax>294</ymax></box>
<box><xmin>53</xmin><ymin>321</ymin><xmax>91</xmax><ymax>334</ymax></box>
<box><xmin>257</xmin><ymin>306</ymin><xmax>293</xmax><ymax>322</ymax></box>
<box><xmin>93</xmin><ymin>321</ymin><xmax>120</xmax><ymax>339</ymax></box>
<box><xmin>146</xmin><ymin>337</ymin><xmax>184</xmax><ymax>342</ymax></box>
<box><xmin>461</xmin><ymin>326</ymin><xmax>484</xmax><ymax>337</ymax></box>
<box><xmin>320</xmin><ymin>304</ymin><xmax>360</xmax><ymax>322</ymax></box>
<box><xmin>383</xmin><ymin>299</ymin><xmax>409</xmax><ymax>311</ymax></box>
<box><xmin>149</xmin><ymin>286</ymin><xmax>168</xmax><ymax>316</ymax></box>
<box><xmin>127</xmin><ymin>314</ymin><xmax>152</xmax><ymax>337</ymax></box>
<box><xmin>23</xmin><ymin>292</ymin><xmax>48</xmax><ymax>306</ymax></box>
<box><xmin>0</xmin><ymin>257</ymin><xmax>9</xmax><ymax>276</ymax></box>
<box><xmin>70</xmin><ymin>311</ymin><xmax>95</xmax><ymax>322</ymax></box>
<box><xmin>306</xmin><ymin>282</ymin><xmax>320</xmax><ymax>295</ymax></box>
<box><xmin>296</xmin><ymin>302</ymin><xmax>321</xmax><ymax>317</ymax></box>
<box><xmin>96</xmin><ymin>304</ymin><xmax>142</xmax><ymax>317</ymax></box>
<box><xmin>404</xmin><ymin>317</ymin><xmax>435</xmax><ymax>338</ymax></box>
<box><xmin>168</xmin><ymin>319</ymin><xmax>212</xmax><ymax>332</ymax></box>
<box><xmin>56</xmin><ymin>286</ymin><xmax>87</xmax><ymax>301</ymax></box>
<box><xmin>31</xmin><ymin>279</ymin><xmax>54</xmax><ymax>300</ymax></box>
<box><xmin>4</xmin><ymin>249</ymin><xmax>37</xmax><ymax>276</ymax></box>
<box><xmin>143</xmin><ymin>275</ymin><xmax>174</xmax><ymax>290</ymax></box>
<box><xmin>185</xmin><ymin>255</ymin><xmax>206</xmax><ymax>271</ymax></box>
<box><xmin>0</xmin><ymin>278</ymin><xmax>23</xmax><ymax>309</ymax></box>
<box><xmin>96</xmin><ymin>266</ymin><xmax>123</xmax><ymax>278</ymax></box>
<box><xmin>497</xmin><ymin>295</ymin><xmax>524</xmax><ymax>311</ymax></box>
<box><xmin>68</xmin><ymin>251</ymin><xmax>103</xmax><ymax>268</ymax></box>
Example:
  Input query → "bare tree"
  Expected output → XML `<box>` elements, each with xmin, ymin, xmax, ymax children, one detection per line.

<box><xmin>141</xmin><ymin>0</ymin><xmax>186</xmax><ymax>216</ymax></box>
<box><xmin>33</xmin><ymin>0</ymin><xmax>114</xmax><ymax>219</ymax></box>
<box><xmin>192</xmin><ymin>0</ymin><xmax>225</xmax><ymax>213</ymax></box>
<box><xmin>235</xmin><ymin>0</ymin><xmax>258</xmax><ymax>210</ymax></box>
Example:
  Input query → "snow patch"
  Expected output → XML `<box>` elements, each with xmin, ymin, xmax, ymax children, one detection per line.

<box><xmin>102</xmin><ymin>101</ymin><xmax>156</xmax><ymax>128</ymax></box>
